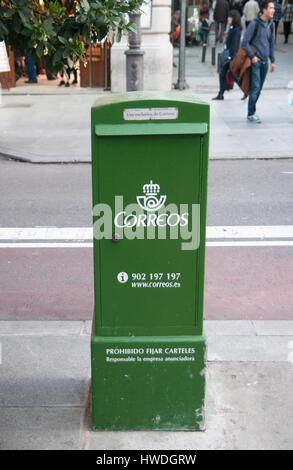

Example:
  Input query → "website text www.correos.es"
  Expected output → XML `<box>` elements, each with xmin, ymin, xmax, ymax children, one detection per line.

<box><xmin>131</xmin><ymin>281</ymin><xmax>181</xmax><ymax>288</ymax></box>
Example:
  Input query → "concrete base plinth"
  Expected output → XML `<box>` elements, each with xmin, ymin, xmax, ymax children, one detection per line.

<box><xmin>91</xmin><ymin>335</ymin><xmax>206</xmax><ymax>431</ymax></box>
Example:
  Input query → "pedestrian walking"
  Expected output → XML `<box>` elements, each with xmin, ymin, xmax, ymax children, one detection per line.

<box><xmin>273</xmin><ymin>0</ymin><xmax>282</xmax><ymax>40</ymax></box>
<box><xmin>24</xmin><ymin>52</ymin><xmax>38</xmax><ymax>84</ymax></box>
<box><xmin>198</xmin><ymin>11</ymin><xmax>210</xmax><ymax>43</ymax></box>
<box><xmin>213</xmin><ymin>10</ymin><xmax>242</xmax><ymax>100</ymax></box>
<box><xmin>243</xmin><ymin>0</ymin><xmax>260</xmax><ymax>27</ymax></box>
<box><xmin>282</xmin><ymin>0</ymin><xmax>293</xmax><ymax>43</ymax></box>
<box><xmin>214</xmin><ymin>0</ymin><xmax>230</xmax><ymax>42</ymax></box>
<box><xmin>233</xmin><ymin>0</ymin><xmax>244</xmax><ymax>16</ymax></box>
<box><xmin>241</xmin><ymin>0</ymin><xmax>276</xmax><ymax>123</ymax></box>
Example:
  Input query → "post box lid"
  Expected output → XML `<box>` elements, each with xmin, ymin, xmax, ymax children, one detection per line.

<box><xmin>91</xmin><ymin>91</ymin><xmax>209</xmax><ymax>128</ymax></box>
<box><xmin>92</xmin><ymin>91</ymin><xmax>208</xmax><ymax>108</ymax></box>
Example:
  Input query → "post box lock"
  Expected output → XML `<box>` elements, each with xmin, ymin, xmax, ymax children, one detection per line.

<box><xmin>112</xmin><ymin>233</ymin><xmax>121</xmax><ymax>243</ymax></box>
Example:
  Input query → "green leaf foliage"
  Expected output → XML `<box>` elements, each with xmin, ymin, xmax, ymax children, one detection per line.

<box><xmin>0</xmin><ymin>0</ymin><xmax>144</xmax><ymax>74</ymax></box>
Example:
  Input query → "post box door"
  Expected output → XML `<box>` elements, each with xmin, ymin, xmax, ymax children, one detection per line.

<box><xmin>93</xmin><ymin>124</ymin><xmax>208</xmax><ymax>336</ymax></box>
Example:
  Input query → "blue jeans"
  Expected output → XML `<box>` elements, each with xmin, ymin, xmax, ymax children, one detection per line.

<box><xmin>248</xmin><ymin>61</ymin><xmax>268</xmax><ymax>117</ymax></box>
<box><xmin>219</xmin><ymin>61</ymin><xmax>238</xmax><ymax>94</ymax></box>
<box><xmin>219</xmin><ymin>61</ymin><xmax>230</xmax><ymax>94</ymax></box>
<box><xmin>25</xmin><ymin>53</ymin><xmax>37</xmax><ymax>82</ymax></box>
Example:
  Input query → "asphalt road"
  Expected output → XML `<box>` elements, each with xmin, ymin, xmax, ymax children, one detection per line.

<box><xmin>0</xmin><ymin>156</ymin><xmax>292</xmax><ymax>321</ymax></box>
<box><xmin>0</xmin><ymin>157</ymin><xmax>293</xmax><ymax>226</ymax></box>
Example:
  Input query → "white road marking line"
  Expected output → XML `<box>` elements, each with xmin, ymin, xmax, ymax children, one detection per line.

<box><xmin>0</xmin><ymin>226</ymin><xmax>293</xmax><ymax>240</ymax></box>
<box><xmin>0</xmin><ymin>227</ymin><xmax>93</xmax><ymax>240</ymax></box>
<box><xmin>0</xmin><ymin>243</ymin><xmax>93</xmax><ymax>248</ymax></box>
<box><xmin>207</xmin><ymin>241</ymin><xmax>293</xmax><ymax>247</ymax></box>
<box><xmin>0</xmin><ymin>226</ymin><xmax>292</xmax><ymax>248</ymax></box>
<box><xmin>206</xmin><ymin>226</ymin><xmax>293</xmax><ymax>239</ymax></box>
<box><xmin>0</xmin><ymin>241</ymin><xmax>293</xmax><ymax>248</ymax></box>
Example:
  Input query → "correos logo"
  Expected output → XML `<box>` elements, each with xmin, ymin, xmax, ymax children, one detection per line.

<box><xmin>114</xmin><ymin>180</ymin><xmax>189</xmax><ymax>228</ymax></box>
<box><xmin>93</xmin><ymin>183</ymin><xmax>200</xmax><ymax>250</ymax></box>
<box><xmin>136</xmin><ymin>180</ymin><xmax>166</xmax><ymax>212</ymax></box>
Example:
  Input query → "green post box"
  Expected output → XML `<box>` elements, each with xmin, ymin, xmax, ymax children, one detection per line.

<box><xmin>91</xmin><ymin>92</ymin><xmax>209</xmax><ymax>431</ymax></box>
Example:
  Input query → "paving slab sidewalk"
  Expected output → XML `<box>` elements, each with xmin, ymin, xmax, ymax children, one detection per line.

<box><xmin>0</xmin><ymin>39</ymin><xmax>292</xmax><ymax>163</ymax></box>
<box><xmin>0</xmin><ymin>320</ymin><xmax>292</xmax><ymax>450</ymax></box>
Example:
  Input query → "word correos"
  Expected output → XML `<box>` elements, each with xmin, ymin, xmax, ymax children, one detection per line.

<box><xmin>114</xmin><ymin>211</ymin><xmax>188</xmax><ymax>228</ymax></box>
<box><xmin>93</xmin><ymin>196</ymin><xmax>200</xmax><ymax>251</ymax></box>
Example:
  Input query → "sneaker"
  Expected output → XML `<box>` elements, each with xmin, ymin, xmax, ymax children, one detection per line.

<box><xmin>247</xmin><ymin>114</ymin><xmax>261</xmax><ymax>123</ymax></box>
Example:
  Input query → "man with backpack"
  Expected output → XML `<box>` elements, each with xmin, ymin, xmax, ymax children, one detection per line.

<box><xmin>241</xmin><ymin>0</ymin><xmax>276</xmax><ymax>123</ymax></box>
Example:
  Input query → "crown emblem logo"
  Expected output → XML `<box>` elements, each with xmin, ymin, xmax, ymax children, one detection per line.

<box><xmin>137</xmin><ymin>180</ymin><xmax>167</xmax><ymax>212</ymax></box>
<box><xmin>143</xmin><ymin>180</ymin><xmax>160</xmax><ymax>197</ymax></box>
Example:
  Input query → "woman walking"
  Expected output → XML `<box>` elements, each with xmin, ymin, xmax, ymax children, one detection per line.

<box><xmin>213</xmin><ymin>10</ymin><xmax>242</xmax><ymax>100</ymax></box>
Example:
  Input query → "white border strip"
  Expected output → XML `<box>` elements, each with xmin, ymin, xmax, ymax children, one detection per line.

<box><xmin>1</xmin><ymin>242</ymin><xmax>293</xmax><ymax>248</ymax></box>
<box><xmin>207</xmin><ymin>241</ymin><xmax>293</xmax><ymax>247</ymax></box>
<box><xmin>1</xmin><ymin>241</ymin><xmax>293</xmax><ymax>248</ymax></box>
<box><xmin>0</xmin><ymin>227</ymin><xmax>93</xmax><ymax>240</ymax></box>
<box><xmin>0</xmin><ymin>243</ymin><xmax>93</xmax><ymax>248</ymax></box>
<box><xmin>206</xmin><ymin>226</ymin><xmax>293</xmax><ymax>239</ymax></box>
<box><xmin>0</xmin><ymin>226</ymin><xmax>293</xmax><ymax>248</ymax></box>
<box><xmin>0</xmin><ymin>226</ymin><xmax>293</xmax><ymax>240</ymax></box>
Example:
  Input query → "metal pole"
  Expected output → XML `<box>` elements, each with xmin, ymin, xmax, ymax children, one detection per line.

<box><xmin>208</xmin><ymin>22</ymin><xmax>216</xmax><ymax>67</ymax></box>
<box><xmin>104</xmin><ymin>38</ymin><xmax>109</xmax><ymax>91</ymax></box>
<box><xmin>177</xmin><ymin>0</ymin><xmax>186</xmax><ymax>90</ymax></box>
<box><xmin>211</xmin><ymin>46</ymin><xmax>216</xmax><ymax>66</ymax></box>
<box><xmin>125</xmin><ymin>10</ymin><xmax>144</xmax><ymax>91</ymax></box>
<box><xmin>217</xmin><ymin>52</ymin><xmax>221</xmax><ymax>73</ymax></box>
<box><xmin>201</xmin><ymin>44</ymin><xmax>206</xmax><ymax>63</ymax></box>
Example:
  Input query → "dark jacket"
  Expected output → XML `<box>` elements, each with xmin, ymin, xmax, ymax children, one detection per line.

<box><xmin>241</xmin><ymin>15</ymin><xmax>275</xmax><ymax>63</ymax></box>
<box><xmin>226</xmin><ymin>25</ymin><xmax>242</xmax><ymax>59</ymax></box>
<box><xmin>233</xmin><ymin>3</ymin><xmax>243</xmax><ymax>17</ymax></box>
<box><xmin>214</xmin><ymin>0</ymin><xmax>229</xmax><ymax>23</ymax></box>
